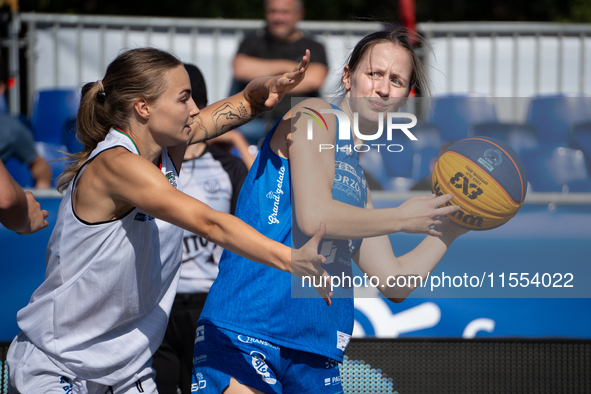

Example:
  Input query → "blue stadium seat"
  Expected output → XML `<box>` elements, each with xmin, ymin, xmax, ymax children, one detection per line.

<box><xmin>520</xmin><ymin>146</ymin><xmax>591</xmax><ymax>192</ymax></box>
<box><xmin>35</xmin><ymin>142</ymin><xmax>69</xmax><ymax>188</ymax></box>
<box><xmin>429</xmin><ymin>95</ymin><xmax>497</xmax><ymax>142</ymax></box>
<box><xmin>370</xmin><ymin>123</ymin><xmax>444</xmax><ymax>191</ymax></box>
<box><xmin>569</xmin><ymin>122</ymin><xmax>591</xmax><ymax>175</ymax></box>
<box><xmin>3</xmin><ymin>156</ymin><xmax>33</xmax><ymax>188</ymax></box>
<box><xmin>413</xmin><ymin>146</ymin><xmax>439</xmax><ymax>181</ymax></box>
<box><xmin>470</xmin><ymin>122</ymin><xmax>539</xmax><ymax>154</ymax></box>
<box><xmin>62</xmin><ymin>116</ymin><xmax>83</xmax><ymax>153</ymax></box>
<box><xmin>31</xmin><ymin>88</ymin><xmax>79</xmax><ymax>145</ymax></box>
<box><xmin>0</xmin><ymin>94</ymin><xmax>7</xmax><ymax>114</ymax></box>
<box><xmin>526</xmin><ymin>96</ymin><xmax>591</xmax><ymax>148</ymax></box>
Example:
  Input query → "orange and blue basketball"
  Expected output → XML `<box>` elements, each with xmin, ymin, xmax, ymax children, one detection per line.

<box><xmin>432</xmin><ymin>137</ymin><xmax>527</xmax><ymax>230</ymax></box>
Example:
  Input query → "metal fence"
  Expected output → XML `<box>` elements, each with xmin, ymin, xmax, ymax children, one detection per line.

<box><xmin>5</xmin><ymin>14</ymin><xmax>591</xmax><ymax>121</ymax></box>
<box><xmin>17</xmin><ymin>14</ymin><xmax>381</xmax><ymax>114</ymax></box>
<box><xmin>420</xmin><ymin>22</ymin><xmax>591</xmax><ymax>122</ymax></box>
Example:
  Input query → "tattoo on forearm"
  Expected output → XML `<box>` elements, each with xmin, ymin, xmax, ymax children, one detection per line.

<box><xmin>245</xmin><ymin>88</ymin><xmax>271</xmax><ymax>114</ymax></box>
<box><xmin>210</xmin><ymin>101</ymin><xmax>254</xmax><ymax>137</ymax></box>
<box><xmin>192</xmin><ymin>116</ymin><xmax>210</xmax><ymax>141</ymax></box>
<box><xmin>237</xmin><ymin>102</ymin><xmax>248</xmax><ymax>118</ymax></box>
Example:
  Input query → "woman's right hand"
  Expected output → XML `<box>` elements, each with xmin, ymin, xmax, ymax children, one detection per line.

<box><xmin>290</xmin><ymin>222</ymin><xmax>333</xmax><ymax>306</ymax></box>
<box><xmin>394</xmin><ymin>194</ymin><xmax>461</xmax><ymax>237</ymax></box>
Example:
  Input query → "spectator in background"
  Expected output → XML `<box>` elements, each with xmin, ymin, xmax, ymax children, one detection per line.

<box><xmin>0</xmin><ymin>113</ymin><xmax>52</xmax><ymax>189</ymax></box>
<box><xmin>0</xmin><ymin>158</ymin><xmax>49</xmax><ymax>234</ymax></box>
<box><xmin>232</xmin><ymin>0</ymin><xmax>329</xmax><ymax>144</ymax></box>
<box><xmin>0</xmin><ymin>59</ymin><xmax>52</xmax><ymax>189</ymax></box>
<box><xmin>151</xmin><ymin>64</ymin><xmax>249</xmax><ymax>394</ymax></box>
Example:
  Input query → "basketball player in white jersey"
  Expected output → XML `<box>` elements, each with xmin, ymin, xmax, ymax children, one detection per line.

<box><xmin>151</xmin><ymin>64</ymin><xmax>249</xmax><ymax>394</ymax></box>
<box><xmin>7</xmin><ymin>47</ymin><xmax>329</xmax><ymax>394</ymax></box>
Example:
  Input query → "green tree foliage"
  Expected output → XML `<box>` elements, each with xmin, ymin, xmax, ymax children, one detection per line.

<box><xmin>17</xmin><ymin>0</ymin><xmax>591</xmax><ymax>22</ymax></box>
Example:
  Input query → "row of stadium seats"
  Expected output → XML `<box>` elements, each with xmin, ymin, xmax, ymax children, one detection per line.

<box><xmin>361</xmin><ymin>95</ymin><xmax>591</xmax><ymax>193</ymax></box>
<box><xmin>362</xmin><ymin>122</ymin><xmax>591</xmax><ymax>193</ymax></box>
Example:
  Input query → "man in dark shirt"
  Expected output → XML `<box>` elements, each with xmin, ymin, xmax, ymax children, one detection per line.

<box><xmin>232</xmin><ymin>0</ymin><xmax>328</xmax><ymax>143</ymax></box>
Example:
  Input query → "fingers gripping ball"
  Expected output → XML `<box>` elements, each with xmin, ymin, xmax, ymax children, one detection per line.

<box><xmin>432</xmin><ymin>137</ymin><xmax>527</xmax><ymax>230</ymax></box>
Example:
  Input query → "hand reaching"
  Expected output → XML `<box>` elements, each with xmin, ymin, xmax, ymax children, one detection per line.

<box><xmin>263</xmin><ymin>49</ymin><xmax>311</xmax><ymax>109</ymax></box>
<box><xmin>395</xmin><ymin>194</ymin><xmax>461</xmax><ymax>237</ymax></box>
<box><xmin>16</xmin><ymin>191</ymin><xmax>49</xmax><ymax>235</ymax></box>
<box><xmin>290</xmin><ymin>222</ymin><xmax>333</xmax><ymax>306</ymax></box>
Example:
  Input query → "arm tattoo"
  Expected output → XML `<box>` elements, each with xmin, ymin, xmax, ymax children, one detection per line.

<box><xmin>209</xmin><ymin>101</ymin><xmax>255</xmax><ymax>138</ymax></box>
<box><xmin>244</xmin><ymin>89</ymin><xmax>270</xmax><ymax>115</ymax></box>
<box><xmin>191</xmin><ymin>116</ymin><xmax>210</xmax><ymax>142</ymax></box>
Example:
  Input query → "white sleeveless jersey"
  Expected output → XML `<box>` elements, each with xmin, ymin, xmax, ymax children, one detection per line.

<box><xmin>16</xmin><ymin>128</ymin><xmax>184</xmax><ymax>385</ymax></box>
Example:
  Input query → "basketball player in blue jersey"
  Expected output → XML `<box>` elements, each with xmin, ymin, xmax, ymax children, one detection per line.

<box><xmin>6</xmin><ymin>48</ymin><xmax>330</xmax><ymax>394</ymax></box>
<box><xmin>193</xmin><ymin>28</ymin><xmax>470</xmax><ymax>394</ymax></box>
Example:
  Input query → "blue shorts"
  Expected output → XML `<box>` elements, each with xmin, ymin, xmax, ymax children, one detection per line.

<box><xmin>191</xmin><ymin>324</ymin><xmax>343</xmax><ymax>394</ymax></box>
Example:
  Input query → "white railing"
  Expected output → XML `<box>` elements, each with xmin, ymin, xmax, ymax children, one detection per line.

<box><xmin>6</xmin><ymin>14</ymin><xmax>591</xmax><ymax>121</ymax></box>
<box><xmin>420</xmin><ymin>22</ymin><xmax>591</xmax><ymax>122</ymax></box>
<box><xmin>19</xmin><ymin>13</ymin><xmax>381</xmax><ymax>113</ymax></box>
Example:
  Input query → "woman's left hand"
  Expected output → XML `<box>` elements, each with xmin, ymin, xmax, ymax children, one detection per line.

<box><xmin>263</xmin><ymin>49</ymin><xmax>310</xmax><ymax>109</ymax></box>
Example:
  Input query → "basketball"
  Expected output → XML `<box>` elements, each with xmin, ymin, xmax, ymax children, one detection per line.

<box><xmin>432</xmin><ymin>137</ymin><xmax>528</xmax><ymax>230</ymax></box>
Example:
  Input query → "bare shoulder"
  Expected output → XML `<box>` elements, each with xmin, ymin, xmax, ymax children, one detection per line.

<box><xmin>291</xmin><ymin>97</ymin><xmax>333</xmax><ymax>115</ymax></box>
<box><xmin>74</xmin><ymin>147</ymin><xmax>141</xmax><ymax>222</ymax></box>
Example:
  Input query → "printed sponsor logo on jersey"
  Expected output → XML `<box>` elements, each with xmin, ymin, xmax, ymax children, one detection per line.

<box><xmin>165</xmin><ymin>171</ymin><xmax>178</xmax><ymax>188</ymax></box>
<box><xmin>237</xmin><ymin>335</ymin><xmax>280</xmax><ymax>350</ymax></box>
<box><xmin>191</xmin><ymin>373</ymin><xmax>207</xmax><ymax>391</ymax></box>
<box><xmin>336</xmin><ymin>331</ymin><xmax>351</xmax><ymax>351</ymax></box>
<box><xmin>134</xmin><ymin>212</ymin><xmax>154</xmax><ymax>222</ymax></box>
<box><xmin>195</xmin><ymin>325</ymin><xmax>205</xmax><ymax>344</ymax></box>
<box><xmin>324</xmin><ymin>375</ymin><xmax>341</xmax><ymax>386</ymax></box>
<box><xmin>319</xmin><ymin>241</ymin><xmax>338</xmax><ymax>265</ymax></box>
<box><xmin>203</xmin><ymin>180</ymin><xmax>221</xmax><ymax>194</ymax></box>
<box><xmin>267</xmin><ymin>165</ymin><xmax>285</xmax><ymax>225</ymax></box>
<box><xmin>318</xmin><ymin>241</ymin><xmax>352</xmax><ymax>267</ymax></box>
<box><xmin>59</xmin><ymin>376</ymin><xmax>73</xmax><ymax>394</ymax></box>
<box><xmin>333</xmin><ymin>161</ymin><xmax>366</xmax><ymax>203</ymax></box>
<box><xmin>325</xmin><ymin>358</ymin><xmax>337</xmax><ymax>369</ymax></box>
<box><xmin>193</xmin><ymin>354</ymin><xmax>207</xmax><ymax>365</ymax></box>
<box><xmin>250</xmin><ymin>351</ymin><xmax>277</xmax><ymax>385</ymax></box>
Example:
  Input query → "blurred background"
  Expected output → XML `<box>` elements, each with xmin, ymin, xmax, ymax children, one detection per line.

<box><xmin>1</xmin><ymin>0</ymin><xmax>591</xmax><ymax>391</ymax></box>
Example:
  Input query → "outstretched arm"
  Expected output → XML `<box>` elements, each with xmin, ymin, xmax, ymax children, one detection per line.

<box><xmin>285</xmin><ymin>98</ymin><xmax>460</xmax><ymax>240</ymax></box>
<box><xmin>0</xmin><ymin>159</ymin><xmax>49</xmax><ymax>234</ymax></box>
<box><xmin>82</xmin><ymin>149</ymin><xmax>332</xmax><ymax>304</ymax></box>
<box><xmin>187</xmin><ymin>50</ymin><xmax>311</xmax><ymax>144</ymax></box>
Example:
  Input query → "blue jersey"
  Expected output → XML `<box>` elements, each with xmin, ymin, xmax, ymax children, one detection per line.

<box><xmin>199</xmin><ymin>105</ymin><xmax>367</xmax><ymax>361</ymax></box>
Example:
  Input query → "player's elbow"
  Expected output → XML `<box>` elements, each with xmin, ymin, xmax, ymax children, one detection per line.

<box><xmin>387</xmin><ymin>297</ymin><xmax>407</xmax><ymax>304</ymax></box>
<box><xmin>384</xmin><ymin>287</ymin><xmax>411</xmax><ymax>303</ymax></box>
<box><xmin>0</xmin><ymin>185</ymin><xmax>22</xmax><ymax>211</ymax></box>
<box><xmin>295</xmin><ymin>209</ymin><xmax>325</xmax><ymax>238</ymax></box>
